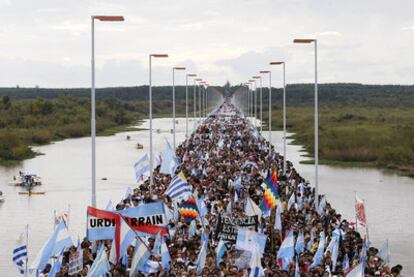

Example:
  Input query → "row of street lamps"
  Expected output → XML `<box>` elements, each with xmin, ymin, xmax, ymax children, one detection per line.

<box><xmin>237</xmin><ymin>38</ymin><xmax>319</xmax><ymax>206</ymax></box>
<box><xmin>90</xmin><ymin>15</ymin><xmax>210</xmax><ymax>206</ymax></box>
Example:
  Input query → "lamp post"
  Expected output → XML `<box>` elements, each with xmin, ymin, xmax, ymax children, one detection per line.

<box><xmin>248</xmin><ymin>79</ymin><xmax>256</xmax><ymax>127</ymax></box>
<box><xmin>253</xmin><ymin>76</ymin><xmax>262</xmax><ymax>133</ymax></box>
<box><xmin>269</xmin><ymin>62</ymin><xmax>286</xmax><ymax>176</ymax></box>
<box><xmin>294</xmin><ymin>38</ymin><xmax>318</xmax><ymax>206</ymax></box>
<box><xmin>172</xmin><ymin>67</ymin><xmax>186</xmax><ymax>152</ymax></box>
<box><xmin>90</xmin><ymin>15</ymin><xmax>124</xmax><ymax>208</ymax></box>
<box><xmin>205</xmin><ymin>84</ymin><xmax>209</xmax><ymax>116</ymax></box>
<box><xmin>194</xmin><ymin>78</ymin><xmax>203</xmax><ymax>130</ymax></box>
<box><xmin>149</xmin><ymin>53</ymin><xmax>168</xmax><ymax>187</ymax></box>
<box><xmin>185</xmin><ymin>73</ymin><xmax>197</xmax><ymax>138</ymax></box>
<box><xmin>200</xmin><ymin>81</ymin><xmax>206</xmax><ymax>119</ymax></box>
<box><xmin>260</xmin><ymin>70</ymin><xmax>272</xmax><ymax>149</ymax></box>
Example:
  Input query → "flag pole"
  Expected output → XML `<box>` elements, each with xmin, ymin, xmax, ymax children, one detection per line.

<box><xmin>25</xmin><ymin>224</ymin><xmax>29</xmax><ymax>277</ymax></box>
<box><xmin>363</xmin><ymin>198</ymin><xmax>370</xmax><ymax>243</ymax></box>
<box><xmin>54</xmin><ymin>210</ymin><xmax>57</xmax><ymax>228</ymax></box>
<box><xmin>354</xmin><ymin>191</ymin><xmax>358</xmax><ymax>233</ymax></box>
<box><xmin>67</xmin><ymin>204</ymin><xmax>71</xmax><ymax>229</ymax></box>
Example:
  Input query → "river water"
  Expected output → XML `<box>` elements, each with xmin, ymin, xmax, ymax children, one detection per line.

<box><xmin>0</xmin><ymin>117</ymin><xmax>413</xmax><ymax>276</ymax></box>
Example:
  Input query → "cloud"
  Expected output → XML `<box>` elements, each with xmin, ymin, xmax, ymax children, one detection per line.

<box><xmin>318</xmin><ymin>31</ymin><xmax>342</xmax><ymax>37</ymax></box>
<box><xmin>402</xmin><ymin>25</ymin><xmax>414</xmax><ymax>31</ymax></box>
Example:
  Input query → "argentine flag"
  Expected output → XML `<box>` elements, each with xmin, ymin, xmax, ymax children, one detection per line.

<box><xmin>309</xmin><ymin>231</ymin><xmax>326</xmax><ymax>269</ymax></box>
<box><xmin>134</xmin><ymin>154</ymin><xmax>150</xmax><ymax>183</ymax></box>
<box><xmin>276</xmin><ymin>230</ymin><xmax>295</xmax><ymax>270</ymax></box>
<box><xmin>30</xmin><ymin>221</ymin><xmax>73</xmax><ymax>273</ymax></box>
<box><xmin>160</xmin><ymin>141</ymin><xmax>180</xmax><ymax>176</ymax></box>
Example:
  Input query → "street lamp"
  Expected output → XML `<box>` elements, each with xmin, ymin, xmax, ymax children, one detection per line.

<box><xmin>205</xmin><ymin>84</ymin><xmax>209</xmax><ymax>116</ymax></box>
<box><xmin>294</xmin><ymin>38</ymin><xmax>318</xmax><ymax>206</ymax></box>
<box><xmin>248</xmin><ymin>79</ymin><xmax>256</xmax><ymax>127</ymax></box>
<box><xmin>149</xmin><ymin>53</ymin><xmax>168</xmax><ymax>187</ymax></box>
<box><xmin>200</xmin><ymin>81</ymin><xmax>206</xmax><ymax>119</ymax></box>
<box><xmin>172</xmin><ymin>67</ymin><xmax>186</xmax><ymax>152</ymax></box>
<box><xmin>194</xmin><ymin>78</ymin><xmax>203</xmax><ymax>130</ymax></box>
<box><xmin>253</xmin><ymin>76</ymin><xmax>262</xmax><ymax>133</ymax></box>
<box><xmin>90</xmin><ymin>15</ymin><xmax>124</xmax><ymax>208</ymax></box>
<box><xmin>260</xmin><ymin>70</ymin><xmax>272</xmax><ymax>149</ymax></box>
<box><xmin>185</xmin><ymin>73</ymin><xmax>197</xmax><ymax>138</ymax></box>
<box><xmin>269</xmin><ymin>62</ymin><xmax>287</xmax><ymax>177</ymax></box>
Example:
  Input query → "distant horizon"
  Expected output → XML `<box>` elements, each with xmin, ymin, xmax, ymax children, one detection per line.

<box><xmin>1</xmin><ymin>82</ymin><xmax>414</xmax><ymax>90</ymax></box>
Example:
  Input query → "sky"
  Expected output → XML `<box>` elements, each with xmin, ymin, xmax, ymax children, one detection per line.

<box><xmin>0</xmin><ymin>0</ymin><xmax>413</xmax><ymax>88</ymax></box>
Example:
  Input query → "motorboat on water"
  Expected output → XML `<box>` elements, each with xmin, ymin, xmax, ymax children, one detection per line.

<box><xmin>136</xmin><ymin>143</ymin><xmax>144</xmax><ymax>149</ymax></box>
<box><xmin>9</xmin><ymin>172</ymin><xmax>42</xmax><ymax>188</ymax></box>
<box><xmin>0</xmin><ymin>191</ymin><xmax>4</xmax><ymax>203</ymax></box>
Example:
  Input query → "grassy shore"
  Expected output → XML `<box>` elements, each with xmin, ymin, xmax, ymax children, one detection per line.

<box><xmin>261</xmin><ymin>105</ymin><xmax>414</xmax><ymax>177</ymax></box>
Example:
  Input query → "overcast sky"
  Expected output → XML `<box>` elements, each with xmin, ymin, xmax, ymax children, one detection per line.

<box><xmin>0</xmin><ymin>0</ymin><xmax>413</xmax><ymax>88</ymax></box>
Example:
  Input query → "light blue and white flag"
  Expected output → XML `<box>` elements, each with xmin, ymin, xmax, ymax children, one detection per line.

<box><xmin>236</xmin><ymin>229</ymin><xmax>267</xmax><ymax>256</ymax></box>
<box><xmin>331</xmin><ymin>236</ymin><xmax>340</xmax><ymax>272</ymax></box>
<box><xmin>161</xmin><ymin>239</ymin><xmax>171</xmax><ymax>271</ymax></box>
<box><xmin>198</xmin><ymin>196</ymin><xmax>208</xmax><ymax>217</ymax></box>
<box><xmin>277</xmin><ymin>230</ymin><xmax>295</xmax><ymax>270</ymax></box>
<box><xmin>342</xmin><ymin>254</ymin><xmax>350</xmax><ymax>273</ymax></box>
<box><xmin>134</xmin><ymin>154</ymin><xmax>150</xmax><ymax>183</ymax></box>
<box><xmin>249</xmin><ymin>246</ymin><xmax>265</xmax><ymax>277</ymax></box>
<box><xmin>294</xmin><ymin>256</ymin><xmax>300</xmax><ymax>277</ymax></box>
<box><xmin>378</xmin><ymin>239</ymin><xmax>391</xmax><ymax>264</ymax></box>
<box><xmin>234</xmin><ymin>175</ymin><xmax>242</xmax><ymax>191</ymax></box>
<box><xmin>130</xmin><ymin>239</ymin><xmax>151</xmax><ymax>277</ymax></box>
<box><xmin>141</xmin><ymin>260</ymin><xmax>160</xmax><ymax>274</ymax></box>
<box><xmin>309</xmin><ymin>232</ymin><xmax>326</xmax><ymax>269</ymax></box>
<box><xmin>12</xmin><ymin>226</ymin><xmax>28</xmax><ymax>275</ymax></box>
<box><xmin>287</xmin><ymin>193</ymin><xmax>296</xmax><ymax>210</ymax></box>
<box><xmin>317</xmin><ymin>196</ymin><xmax>326</xmax><ymax>216</ymax></box>
<box><xmin>245</xmin><ymin>197</ymin><xmax>262</xmax><ymax>218</ymax></box>
<box><xmin>88</xmin><ymin>244</ymin><xmax>111</xmax><ymax>277</ymax></box>
<box><xmin>295</xmin><ymin>230</ymin><xmax>305</xmax><ymax>255</ymax></box>
<box><xmin>165</xmin><ymin>173</ymin><xmax>192</xmax><ymax>202</ymax></box>
<box><xmin>346</xmin><ymin>262</ymin><xmax>364</xmax><ymax>277</ymax></box>
<box><xmin>30</xmin><ymin>221</ymin><xmax>73</xmax><ymax>273</ymax></box>
<box><xmin>153</xmin><ymin>231</ymin><xmax>162</xmax><ymax>256</ymax></box>
<box><xmin>189</xmin><ymin>220</ymin><xmax>198</xmax><ymax>237</ymax></box>
<box><xmin>48</xmin><ymin>249</ymin><xmax>64</xmax><ymax>277</ymax></box>
<box><xmin>196</xmin><ymin>240</ymin><xmax>208</xmax><ymax>275</ymax></box>
<box><xmin>216</xmin><ymin>239</ymin><xmax>226</xmax><ymax>267</ymax></box>
<box><xmin>105</xmin><ymin>200</ymin><xmax>114</xmax><ymax>211</ymax></box>
<box><xmin>160</xmin><ymin>142</ymin><xmax>180</xmax><ymax>176</ymax></box>
<box><xmin>274</xmin><ymin>203</ymin><xmax>283</xmax><ymax>231</ymax></box>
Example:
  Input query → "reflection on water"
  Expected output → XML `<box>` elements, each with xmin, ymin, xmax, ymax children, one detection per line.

<box><xmin>0</xmin><ymin>118</ymin><xmax>413</xmax><ymax>275</ymax></box>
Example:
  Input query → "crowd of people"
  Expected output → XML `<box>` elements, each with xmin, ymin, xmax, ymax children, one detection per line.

<box><xmin>47</xmin><ymin>99</ymin><xmax>403</xmax><ymax>276</ymax></box>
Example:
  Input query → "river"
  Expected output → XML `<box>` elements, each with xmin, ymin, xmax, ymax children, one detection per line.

<box><xmin>0</xmin><ymin>117</ymin><xmax>413</xmax><ymax>276</ymax></box>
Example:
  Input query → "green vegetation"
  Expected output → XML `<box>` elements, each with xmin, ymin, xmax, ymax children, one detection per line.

<box><xmin>1</xmin><ymin>83</ymin><xmax>414</xmax><ymax>177</ymax></box>
<box><xmin>260</xmin><ymin>103</ymin><xmax>414</xmax><ymax>177</ymax></box>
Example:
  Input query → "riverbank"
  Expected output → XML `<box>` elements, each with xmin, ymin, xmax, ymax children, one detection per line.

<box><xmin>261</xmin><ymin>105</ymin><xmax>414</xmax><ymax>177</ymax></box>
<box><xmin>0</xmin><ymin>93</ymin><xmax>199</xmax><ymax>164</ymax></box>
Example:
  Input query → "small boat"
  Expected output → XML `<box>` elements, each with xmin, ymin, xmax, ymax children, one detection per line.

<box><xmin>136</xmin><ymin>143</ymin><xmax>144</xmax><ymax>149</ymax></box>
<box><xmin>101</xmin><ymin>177</ymin><xmax>108</xmax><ymax>181</ymax></box>
<box><xmin>0</xmin><ymin>191</ymin><xmax>5</xmax><ymax>203</ymax></box>
<box><xmin>9</xmin><ymin>172</ymin><xmax>42</xmax><ymax>187</ymax></box>
<box><xmin>18</xmin><ymin>191</ymin><xmax>46</xmax><ymax>196</ymax></box>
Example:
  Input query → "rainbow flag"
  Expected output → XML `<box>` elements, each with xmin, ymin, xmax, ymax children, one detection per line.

<box><xmin>179</xmin><ymin>198</ymin><xmax>199</xmax><ymax>222</ymax></box>
<box><xmin>261</xmin><ymin>173</ymin><xmax>279</xmax><ymax>211</ymax></box>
